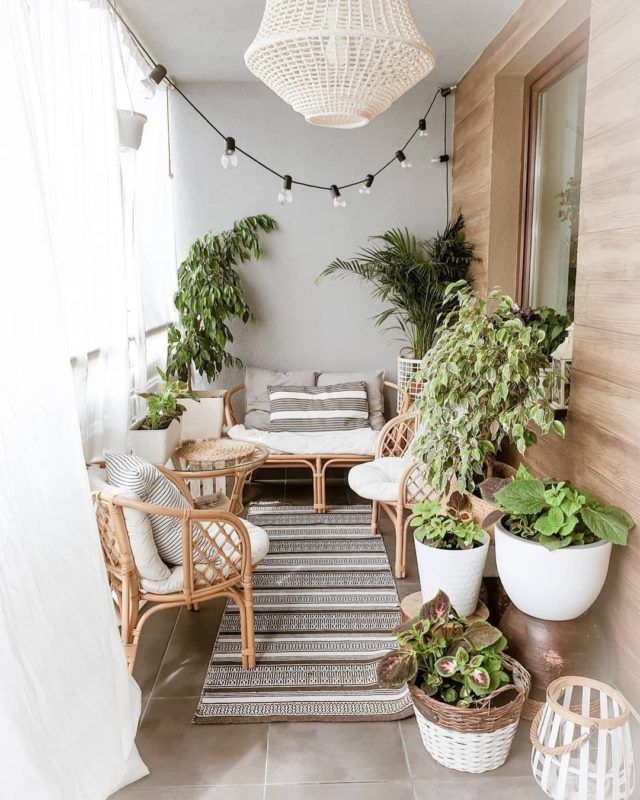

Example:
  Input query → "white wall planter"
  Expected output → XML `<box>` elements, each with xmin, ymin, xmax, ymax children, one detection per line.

<box><xmin>117</xmin><ymin>110</ymin><xmax>147</xmax><ymax>151</ymax></box>
<box><xmin>127</xmin><ymin>418</ymin><xmax>180</xmax><ymax>465</ymax></box>
<box><xmin>415</xmin><ymin>532</ymin><xmax>489</xmax><ymax>616</ymax></box>
<box><xmin>180</xmin><ymin>395</ymin><xmax>224</xmax><ymax>443</ymax></box>
<box><xmin>494</xmin><ymin>519</ymin><xmax>612</xmax><ymax>621</ymax></box>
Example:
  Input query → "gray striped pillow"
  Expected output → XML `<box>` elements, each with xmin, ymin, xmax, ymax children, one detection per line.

<box><xmin>268</xmin><ymin>382</ymin><xmax>370</xmax><ymax>433</ymax></box>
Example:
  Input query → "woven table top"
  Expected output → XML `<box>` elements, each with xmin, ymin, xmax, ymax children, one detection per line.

<box><xmin>174</xmin><ymin>438</ymin><xmax>256</xmax><ymax>463</ymax></box>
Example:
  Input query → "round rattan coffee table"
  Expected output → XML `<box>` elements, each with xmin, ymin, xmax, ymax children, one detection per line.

<box><xmin>170</xmin><ymin>439</ymin><xmax>269</xmax><ymax>515</ymax></box>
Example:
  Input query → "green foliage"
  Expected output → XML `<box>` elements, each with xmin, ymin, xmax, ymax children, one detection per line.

<box><xmin>377</xmin><ymin>590</ymin><xmax>510</xmax><ymax>707</ymax></box>
<box><xmin>495</xmin><ymin>466</ymin><xmax>635</xmax><ymax>549</ymax></box>
<box><xmin>410</xmin><ymin>499</ymin><xmax>485</xmax><ymax>550</ymax></box>
<box><xmin>317</xmin><ymin>214</ymin><xmax>476</xmax><ymax>358</ymax></box>
<box><xmin>137</xmin><ymin>368</ymin><xmax>198</xmax><ymax>430</ymax></box>
<box><xmin>166</xmin><ymin>215</ymin><xmax>277</xmax><ymax>387</ymax></box>
<box><xmin>519</xmin><ymin>306</ymin><xmax>571</xmax><ymax>359</ymax></box>
<box><xmin>411</xmin><ymin>285</ymin><xmax>564</xmax><ymax>494</ymax></box>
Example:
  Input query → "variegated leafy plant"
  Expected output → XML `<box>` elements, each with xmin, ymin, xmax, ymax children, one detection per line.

<box><xmin>377</xmin><ymin>590</ymin><xmax>510</xmax><ymax>707</ymax></box>
<box><xmin>411</xmin><ymin>284</ymin><xmax>566</xmax><ymax>494</ymax></box>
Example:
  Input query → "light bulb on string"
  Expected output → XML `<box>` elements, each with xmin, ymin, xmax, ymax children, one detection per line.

<box><xmin>418</xmin><ymin>119</ymin><xmax>429</xmax><ymax>138</ymax></box>
<box><xmin>431</xmin><ymin>154</ymin><xmax>450</xmax><ymax>164</ymax></box>
<box><xmin>277</xmin><ymin>175</ymin><xmax>293</xmax><ymax>205</ymax></box>
<box><xmin>141</xmin><ymin>65</ymin><xmax>167</xmax><ymax>98</ymax></box>
<box><xmin>358</xmin><ymin>174</ymin><xmax>374</xmax><ymax>196</ymax></box>
<box><xmin>396</xmin><ymin>150</ymin><xmax>412</xmax><ymax>170</ymax></box>
<box><xmin>330</xmin><ymin>185</ymin><xmax>346</xmax><ymax>209</ymax></box>
<box><xmin>221</xmin><ymin>136</ymin><xmax>238</xmax><ymax>169</ymax></box>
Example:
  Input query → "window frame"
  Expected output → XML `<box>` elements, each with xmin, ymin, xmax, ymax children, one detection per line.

<box><xmin>518</xmin><ymin>30</ymin><xmax>589</xmax><ymax>310</ymax></box>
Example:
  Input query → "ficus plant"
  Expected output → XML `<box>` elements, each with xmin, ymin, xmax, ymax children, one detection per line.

<box><xmin>166</xmin><ymin>215</ymin><xmax>277</xmax><ymax>389</ymax></box>
<box><xmin>377</xmin><ymin>590</ymin><xmax>510</xmax><ymax>707</ymax></box>
<box><xmin>137</xmin><ymin>368</ymin><xmax>198</xmax><ymax>430</ymax></box>
<box><xmin>410</xmin><ymin>495</ymin><xmax>485</xmax><ymax>550</ymax></box>
<box><xmin>492</xmin><ymin>465</ymin><xmax>635</xmax><ymax>550</ymax></box>
<box><xmin>317</xmin><ymin>214</ymin><xmax>476</xmax><ymax>359</ymax></box>
<box><xmin>411</xmin><ymin>284</ymin><xmax>566</xmax><ymax>494</ymax></box>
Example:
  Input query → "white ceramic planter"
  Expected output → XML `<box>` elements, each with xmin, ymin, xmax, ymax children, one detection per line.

<box><xmin>117</xmin><ymin>110</ymin><xmax>147</xmax><ymax>151</ymax></box>
<box><xmin>494</xmin><ymin>519</ymin><xmax>612</xmax><ymax>621</ymax></box>
<box><xmin>415</xmin><ymin>532</ymin><xmax>489</xmax><ymax>616</ymax></box>
<box><xmin>180</xmin><ymin>396</ymin><xmax>224</xmax><ymax>442</ymax></box>
<box><xmin>127</xmin><ymin>418</ymin><xmax>180</xmax><ymax>465</ymax></box>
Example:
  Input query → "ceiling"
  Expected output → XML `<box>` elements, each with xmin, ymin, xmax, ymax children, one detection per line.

<box><xmin>117</xmin><ymin>0</ymin><xmax>524</xmax><ymax>84</ymax></box>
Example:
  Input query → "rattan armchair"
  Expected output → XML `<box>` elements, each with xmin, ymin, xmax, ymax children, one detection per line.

<box><xmin>354</xmin><ymin>412</ymin><xmax>437</xmax><ymax>578</ymax></box>
<box><xmin>94</xmin><ymin>467</ymin><xmax>258</xmax><ymax>672</ymax></box>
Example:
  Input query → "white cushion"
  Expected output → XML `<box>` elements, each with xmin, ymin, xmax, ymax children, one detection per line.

<box><xmin>138</xmin><ymin>520</ymin><xmax>269</xmax><ymax>595</ymax></box>
<box><xmin>88</xmin><ymin>466</ymin><xmax>171</xmax><ymax>583</ymax></box>
<box><xmin>348</xmin><ymin>457</ymin><xmax>409</xmax><ymax>502</ymax></box>
<box><xmin>227</xmin><ymin>424</ymin><xmax>379</xmax><ymax>455</ymax></box>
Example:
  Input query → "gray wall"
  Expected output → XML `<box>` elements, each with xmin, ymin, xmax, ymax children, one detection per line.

<box><xmin>171</xmin><ymin>78</ymin><xmax>452</xmax><ymax>399</ymax></box>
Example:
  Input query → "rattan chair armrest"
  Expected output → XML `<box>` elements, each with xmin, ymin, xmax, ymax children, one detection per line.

<box><xmin>224</xmin><ymin>384</ymin><xmax>245</xmax><ymax>428</ymax></box>
<box><xmin>399</xmin><ymin>459</ymin><xmax>439</xmax><ymax>509</ymax></box>
<box><xmin>375</xmin><ymin>412</ymin><xmax>418</xmax><ymax>459</ymax></box>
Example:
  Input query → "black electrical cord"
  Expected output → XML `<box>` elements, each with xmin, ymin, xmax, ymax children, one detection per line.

<box><xmin>106</xmin><ymin>0</ymin><xmax>452</xmax><ymax>194</ymax></box>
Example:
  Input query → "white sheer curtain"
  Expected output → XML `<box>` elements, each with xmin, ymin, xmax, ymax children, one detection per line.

<box><xmin>0</xmin><ymin>0</ymin><xmax>146</xmax><ymax>796</ymax></box>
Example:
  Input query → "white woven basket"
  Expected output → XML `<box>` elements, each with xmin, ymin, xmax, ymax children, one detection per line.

<box><xmin>414</xmin><ymin>707</ymin><xmax>519</xmax><ymax>773</ymax></box>
<box><xmin>397</xmin><ymin>352</ymin><xmax>423</xmax><ymax>412</ymax></box>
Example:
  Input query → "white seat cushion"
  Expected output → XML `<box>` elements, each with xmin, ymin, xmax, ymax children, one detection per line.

<box><xmin>227</xmin><ymin>424</ymin><xmax>379</xmax><ymax>455</ymax></box>
<box><xmin>348</xmin><ymin>457</ymin><xmax>408</xmax><ymax>502</ymax></box>
<box><xmin>138</xmin><ymin>520</ymin><xmax>269</xmax><ymax>595</ymax></box>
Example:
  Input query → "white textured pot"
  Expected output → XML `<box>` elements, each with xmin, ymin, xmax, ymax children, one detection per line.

<box><xmin>117</xmin><ymin>109</ymin><xmax>147</xmax><ymax>151</ymax></box>
<box><xmin>127</xmin><ymin>418</ymin><xmax>180</xmax><ymax>465</ymax></box>
<box><xmin>494</xmin><ymin>519</ymin><xmax>612</xmax><ymax>621</ymax></box>
<box><xmin>180</xmin><ymin>396</ymin><xmax>224</xmax><ymax>442</ymax></box>
<box><xmin>415</xmin><ymin>532</ymin><xmax>489</xmax><ymax>616</ymax></box>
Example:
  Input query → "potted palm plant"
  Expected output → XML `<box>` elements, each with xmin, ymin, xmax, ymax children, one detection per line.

<box><xmin>318</xmin><ymin>214</ymin><xmax>476</xmax><ymax>409</ymax></box>
<box><xmin>128</xmin><ymin>368</ymin><xmax>198</xmax><ymax>464</ymax></box>
<box><xmin>490</xmin><ymin>466</ymin><xmax>634</xmax><ymax>620</ymax></box>
<box><xmin>166</xmin><ymin>215</ymin><xmax>276</xmax><ymax>436</ymax></box>
<box><xmin>409</xmin><ymin>495</ymin><xmax>489</xmax><ymax>616</ymax></box>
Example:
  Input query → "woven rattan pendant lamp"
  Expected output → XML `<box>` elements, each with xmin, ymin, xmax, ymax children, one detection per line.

<box><xmin>244</xmin><ymin>0</ymin><xmax>436</xmax><ymax>129</ymax></box>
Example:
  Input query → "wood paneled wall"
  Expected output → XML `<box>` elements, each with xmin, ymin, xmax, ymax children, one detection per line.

<box><xmin>452</xmin><ymin>0</ymin><xmax>640</xmax><ymax>707</ymax></box>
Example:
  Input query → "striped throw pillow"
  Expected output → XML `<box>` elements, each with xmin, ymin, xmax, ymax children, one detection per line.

<box><xmin>268</xmin><ymin>382</ymin><xmax>370</xmax><ymax>433</ymax></box>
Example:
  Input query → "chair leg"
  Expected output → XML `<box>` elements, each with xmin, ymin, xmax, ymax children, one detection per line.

<box><xmin>371</xmin><ymin>500</ymin><xmax>380</xmax><ymax>535</ymax></box>
<box><xmin>394</xmin><ymin>509</ymin><xmax>406</xmax><ymax>580</ymax></box>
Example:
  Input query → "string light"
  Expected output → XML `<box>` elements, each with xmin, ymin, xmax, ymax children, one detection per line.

<box><xmin>221</xmin><ymin>137</ymin><xmax>238</xmax><ymax>169</ymax></box>
<box><xmin>358</xmin><ymin>174</ymin><xmax>374</xmax><ymax>196</ymax></box>
<box><xmin>107</xmin><ymin>1</ymin><xmax>454</xmax><ymax>207</ymax></box>
<box><xmin>396</xmin><ymin>150</ymin><xmax>412</xmax><ymax>170</ymax></box>
<box><xmin>141</xmin><ymin>64</ymin><xmax>167</xmax><ymax>98</ymax></box>
<box><xmin>278</xmin><ymin>175</ymin><xmax>293</xmax><ymax>205</ymax></box>
<box><xmin>330</xmin><ymin>185</ymin><xmax>346</xmax><ymax>209</ymax></box>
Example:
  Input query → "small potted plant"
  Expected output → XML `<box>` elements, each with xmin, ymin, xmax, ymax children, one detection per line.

<box><xmin>378</xmin><ymin>590</ymin><xmax>530</xmax><ymax>773</ymax></box>
<box><xmin>410</xmin><ymin>495</ymin><xmax>489</xmax><ymax>616</ymax></box>
<box><xmin>128</xmin><ymin>368</ymin><xmax>198</xmax><ymax>464</ymax></box>
<box><xmin>491</xmin><ymin>466</ymin><xmax>634</xmax><ymax>620</ymax></box>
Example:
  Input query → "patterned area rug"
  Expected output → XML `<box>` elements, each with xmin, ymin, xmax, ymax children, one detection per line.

<box><xmin>194</xmin><ymin>504</ymin><xmax>413</xmax><ymax>723</ymax></box>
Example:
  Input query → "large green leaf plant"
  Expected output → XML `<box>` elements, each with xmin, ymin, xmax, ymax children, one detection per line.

<box><xmin>167</xmin><ymin>215</ymin><xmax>277</xmax><ymax>388</ymax></box>
<box><xmin>411</xmin><ymin>284</ymin><xmax>565</xmax><ymax>494</ymax></box>
<box><xmin>317</xmin><ymin>214</ymin><xmax>476</xmax><ymax>359</ymax></box>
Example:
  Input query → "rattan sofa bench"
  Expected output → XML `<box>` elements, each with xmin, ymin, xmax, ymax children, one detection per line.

<box><xmin>224</xmin><ymin>381</ymin><xmax>407</xmax><ymax>513</ymax></box>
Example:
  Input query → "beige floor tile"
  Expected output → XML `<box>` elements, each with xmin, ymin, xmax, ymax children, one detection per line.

<box><xmin>266</xmin><ymin>781</ymin><xmax>414</xmax><ymax>800</ymax></box>
<box><xmin>150</xmin><ymin>634</ymin><xmax>215</xmax><ymax>699</ymax></box>
<box><xmin>413</xmin><ymin>776</ymin><xmax>543</xmax><ymax>799</ymax></box>
<box><xmin>113</xmin><ymin>785</ymin><xmax>264</xmax><ymax>799</ymax></box>
<box><xmin>134</xmin><ymin>634</ymin><xmax>173</xmax><ymax>700</ymax></box>
<box><xmin>266</xmin><ymin>721</ymin><xmax>410</xmax><ymax>784</ymax></box>
<box><xmin>401</xmin><ymin>718</ymin><xmax>533</xmax><ymax>781</ymax></box>
<box><xmin>131</xmin><ymin>699</ymin><xmax>268</xmax><ymax>787</ymax></box>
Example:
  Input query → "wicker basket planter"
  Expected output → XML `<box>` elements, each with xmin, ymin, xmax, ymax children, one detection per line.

<box><xmin>397</xmin><ymin>350</ymin><xmax>423</xmax><ymax>412</ymax></box>
<box><xmin>409</xmin><ymin>654</ymin><xmax>530</xmax><ymax>773</ymax></box>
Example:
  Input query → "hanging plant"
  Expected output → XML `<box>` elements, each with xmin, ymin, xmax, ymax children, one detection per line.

<box><xmin>166</xmin><ymin>215</ymin><xmax>276</xmax><ymax>388</ymax></box>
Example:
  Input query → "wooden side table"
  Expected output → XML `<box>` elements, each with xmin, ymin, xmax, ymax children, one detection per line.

<box><xmin>170</xmin><ymin>440</ymin><xmax>269</xmax><ymax>516</ymax></box>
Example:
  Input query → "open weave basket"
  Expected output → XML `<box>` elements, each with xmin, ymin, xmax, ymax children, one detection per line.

<box><xmin>410</xmin><ymin>654</ymin><xmax>530</xmax><ymax>773</ymax></box>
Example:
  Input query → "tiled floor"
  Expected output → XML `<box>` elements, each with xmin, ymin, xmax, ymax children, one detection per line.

<box><xmin>112</xmin><ymin>474</ymin><xmax>545</xmax><ymax>800</ymax></box>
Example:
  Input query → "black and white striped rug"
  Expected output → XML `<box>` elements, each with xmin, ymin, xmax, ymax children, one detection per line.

<box><xmin>193</xmin><ymin>504</ymin><xmax>412</xmax><ymax>724</ymax></box>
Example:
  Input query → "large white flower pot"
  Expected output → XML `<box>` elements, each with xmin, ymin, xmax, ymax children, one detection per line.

<box><xmin>415</xmin><ymin>532</ymin><xmax>489</xmax><ymax>616</ymax></box>
<box><xmin>494</xmin><ymin>519</ymin><xmax>612</xmax><ymax>621</ymax></box>
<box><xmin>180</xmin><ymin>395</ymin><xmax>224</xmax><ymax>442</ymax></box>
<box><xmin>127</xmin><ymin>418</ymin><xmax>180</xmax><ymax>465</ymax></box>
